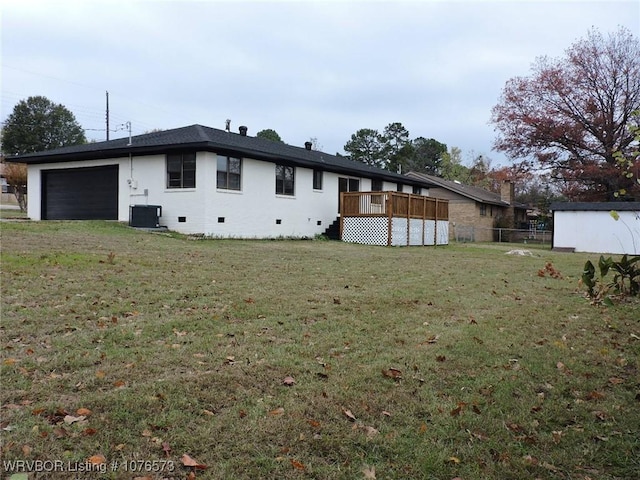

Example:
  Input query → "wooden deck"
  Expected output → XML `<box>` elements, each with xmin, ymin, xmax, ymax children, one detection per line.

<box><xmin>340</xmin><ymin>192</ymin><xmax>449</xmax><ymax>246</ymax></box>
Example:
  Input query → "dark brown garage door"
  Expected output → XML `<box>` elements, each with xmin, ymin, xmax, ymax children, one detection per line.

<box><xmin>42</xmin><ymin>165</ymin><xmax>119</xmax><ymax>220</ymax></box>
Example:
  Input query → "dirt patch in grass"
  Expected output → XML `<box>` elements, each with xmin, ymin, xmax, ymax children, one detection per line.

<box><xmin>1</xmin><ymin>221</ymin><xmax>638</xmax><ymax>479</ymax></box>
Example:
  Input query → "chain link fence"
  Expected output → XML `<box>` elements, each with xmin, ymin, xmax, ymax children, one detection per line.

<box><xmin>454</xmin><ymin>225</ymin><xmax>552</xmax><ymax>245</ymax></box>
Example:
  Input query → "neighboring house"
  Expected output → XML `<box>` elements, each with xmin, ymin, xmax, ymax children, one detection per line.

<box><xmin>550</xmin><ymin>202</ymin><xmax>640</xmax><ymax>254</ymax></box>
<box><xmin>5</xmin><ymin>124</ymin><xmax>439</xmax><ymax>239</ymax></box>
<box><xmin>406</xmin><ymin>172</ymin><xmax>528</xmax><ymax>242</ymax></box>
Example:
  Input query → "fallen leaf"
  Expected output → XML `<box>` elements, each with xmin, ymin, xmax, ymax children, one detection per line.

<box><xmin>63</xmin><ymin>415</ymin><xmax>86</xmax><ymax>424</ymax></box>
<box><xmin>381</xmin><ymin>368</ymin><xmax>402</xmax><ymax>380</ymax></box>
<box><xmin>21</xmin><ymin>445</ymin><xmax>32</xmax><ymax>457</ymax></box>
<box><xmin>76</xmin><ymin>408</ymin><xmax>92</xmax><ymax>416</ymax></box>
<box><xmin>269</xmin><ymin>407</ymin><xmax>285</xmax><ymax>416</ymax></box>
<box><xmin>283</xmin><ymin>376</ymin><xmax>296</xmax><ymax>386</ymax></box>
<box><xmin>608</xmin><ymin>377</ymin><xmax>624</xmax><ymax>385</ymax></box>
<box><xmin>307</xmin><ymin>419</ymin><xmax>321</xmax><ymax>429</ymax></box>
<box><xmin>113</xmin><ymin>380</ymin><xmax>126</xmax><ymax>388</ymax></box>
<box><xmin>362</xmin><ymin>465</ymin><xmax>376</xmax><ymax>479</ymax></box>
<box><xmin>162</xmin><ymin>442</ymin><xmax>172</xmax><ymax>457</ymax></box>
<box><xmin>87</xmin><ymin>454</ymin><xmax>106</xmax><ymax>465</ymax></box>
<box><xmin>343</xmin><ymin>409</ymin><xmax>356</xmax><ymax>422</ymax></box>
<box><xmin>450</xmin><ymin>402</ymin><xmax>466</xmax><ymax>417</ymax></box>
<box><xmin>362</xmin><ymin>425</ymin><xmax>379</xmax><ymax>438</ymax></box>
<box><xmin>290</xmin><ymin>459</ymin><xmax>305</xmax><ymax>470</ymax></box>
<box><xmin>586</xmin><ymin>390</ymin><xmax>605</xmax><ymax>401</ymax></box>
<box><xmin>82</xmin><ymin>428</ymin><xmax>97</xmax><ymax>436</ymax></box>
<box><xmin>447</xmin><ymin>456</ymin><xmax>460</xmax><ymax>464</ymax></box>
<box><xmin>181</xmin><ymin>454</ymin><xmax>206</xmax><ymax>470</ymax></box>
<box><xmin>95</xmin><ymin>370</ymin><xmax>106</xmax><ymax>379</ymax></box>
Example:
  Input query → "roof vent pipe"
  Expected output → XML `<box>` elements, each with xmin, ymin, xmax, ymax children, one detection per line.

<box><xmin>239</xmin><ymin>126</ymin><xmax>248</xmax><ymax>136</ymax></box>
<box><xmin>304</xmin><ymin>141</ymin><xmax>312</xmax><ymax>151</ymax></box>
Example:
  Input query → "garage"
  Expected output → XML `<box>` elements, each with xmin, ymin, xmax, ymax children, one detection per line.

<box><xmin>42</xmin><ymin>165</ymin><xmax>119</xmax><ymax>220</ymax></box>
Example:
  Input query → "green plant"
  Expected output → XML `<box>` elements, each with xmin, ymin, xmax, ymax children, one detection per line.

<box><xmin>582</xmin><ymin>254</ymin><xmax>640</xmax><ymax>304</ymax></box>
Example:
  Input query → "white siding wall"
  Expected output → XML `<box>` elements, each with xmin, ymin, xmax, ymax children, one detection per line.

<box><xmin>553</xmin><ymin>210</ymin><xmax>640</xmax><ymax>254</ymax></box>
<box><xmin>27</xmin><ymin>152</ymin><xmax>434</xmax><ymax>239</ymax></box>
<box><xmin>28</xmin><ymin>153</ymin><xmax>364</xmax><ymax>238</ymax></box>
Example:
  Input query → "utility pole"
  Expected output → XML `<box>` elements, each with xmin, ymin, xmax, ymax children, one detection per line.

<box><xmin>105</xmin><ymin>91</ymin><xmax>110</xmax><ymax>141</ymax></box>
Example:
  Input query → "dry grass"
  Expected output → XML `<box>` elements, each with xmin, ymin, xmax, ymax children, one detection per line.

<box><xmin>1</xmin><ymin>221</ymin><xmax>638</xmax><ymax>479</ymax></box>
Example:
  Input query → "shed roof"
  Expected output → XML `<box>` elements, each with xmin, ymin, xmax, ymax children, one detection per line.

<box><xmin>550</xmin><ymin>202</ymin><xmax>640</xmax><ymax>212</ymax></box>
<box><xmin>5</xmin><ymin>124</ymin><xmax>437</xmax><ymax>188</ymax></box>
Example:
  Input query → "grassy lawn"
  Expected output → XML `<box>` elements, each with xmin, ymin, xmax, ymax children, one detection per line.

<box><xmin>0</xmin><ymin>208</ymin><xmax>28</xmax><ymax>220</ymax></box>
<box><xmin>1</xmin><ymin>221</ymin><xmax>638</xmax><ymax>479</ymax></box>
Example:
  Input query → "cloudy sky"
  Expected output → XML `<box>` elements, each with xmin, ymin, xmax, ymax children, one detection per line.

<box><xmin>1</xmin><ymin>0</ymin><xmax>638</xmax><ymax>166</ymax></box>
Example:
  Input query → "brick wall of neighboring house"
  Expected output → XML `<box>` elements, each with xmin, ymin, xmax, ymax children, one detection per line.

<box><xmin>430</xmin><ymin>187</ymin><xmax>500</xmax><ymax>242</ymax></box>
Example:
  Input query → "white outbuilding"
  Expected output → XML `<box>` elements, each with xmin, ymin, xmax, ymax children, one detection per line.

<box><xmin>550</xmin><ymin>202</ymin><xmax>640</xmax><ymax>255</ymax></box>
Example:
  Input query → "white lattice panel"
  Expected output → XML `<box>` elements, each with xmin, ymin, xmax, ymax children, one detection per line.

<box><xmin>409</xmin><ymin>219</ymin><xmax>423</xmax><ymax>246</ymax></box>
<box><xmin>437</xmin><ymin>220</ymin><xmax>449</xmax><ymax>245</ymax></box>
<box><xmin>424</xmin><ymin>220</ymin><xmax>436</xmax><ymax>245</ymax></box>
<box><xmin>342</xmin><ymin>217</ymin><xmax>389</xmax><ymax>246</ymax></box>
<box><xmin>391</xmin><ymin>218</ymin><xmax>408</xmax><ymax>246</ymax></box>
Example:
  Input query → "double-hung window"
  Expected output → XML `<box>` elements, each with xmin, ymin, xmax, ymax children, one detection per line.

<box><xmin>167</xmin><ymin>153</ymin><xmax>196</xmax><ymax>188</ymax></box>
<box><xmin>217</xmin><ymin>156</ymin><xmax>242</xmax><ymax>190</ymax></box>
<box><xmin>275</xmin><ymin>164</ymin><xmax>295</xmax><ymax>196</ymax></box>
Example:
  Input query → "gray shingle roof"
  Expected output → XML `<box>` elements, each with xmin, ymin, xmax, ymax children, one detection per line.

<box><xmin>406</xmin><ymin>171</ymin><xmax>527</xmax><ymax>208</ymax></box>
<box><xmin>6</xmin><ymin>124</ymin><xmax>437</xmax><ymax>188</ymax></box>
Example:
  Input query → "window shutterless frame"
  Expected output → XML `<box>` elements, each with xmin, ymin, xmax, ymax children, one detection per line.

<box><xmin>217</xmin><ymin>156</ymin><xmax>242</xmax><ymax>190</ymax></box>
<box><xmin>166</xmin><ymin>153</ymin><xmax>196</xmax><ymax>188</ymax></box>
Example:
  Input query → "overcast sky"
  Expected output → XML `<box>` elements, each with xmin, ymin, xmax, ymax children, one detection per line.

<box><xmin>1</xmin><ymin>0</ymin><xmax>638</xmax><ymax>166</ymax></box>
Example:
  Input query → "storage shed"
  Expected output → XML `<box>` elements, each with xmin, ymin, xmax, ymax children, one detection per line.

<box><xmin>550</xmin><ymin>202</ymin><xmax>640</xmax><ymax>254</ymax></box>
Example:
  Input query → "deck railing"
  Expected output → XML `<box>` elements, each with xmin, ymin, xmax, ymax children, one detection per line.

<box><xmin>340</xmin><ymin>191</ymin><xmax>449</xmax><ymax>246</ymax></box>
<box><xmin>340</xmin><ymin>191</ymin><xmax>448</xmax><ymax>220</ymax></box>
